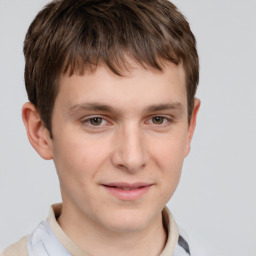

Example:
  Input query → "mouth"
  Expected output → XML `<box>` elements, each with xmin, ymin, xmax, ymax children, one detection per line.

<box><xmin>102</xmin><ymin>182</ymin><xmax>152</xmax><ymax>200</ymax></box>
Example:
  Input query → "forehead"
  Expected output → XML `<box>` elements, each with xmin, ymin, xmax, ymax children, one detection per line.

<box><xmin>55</xmin><ymin>62</ymin><xmax>187</xmax><ymax>114</ymax></box>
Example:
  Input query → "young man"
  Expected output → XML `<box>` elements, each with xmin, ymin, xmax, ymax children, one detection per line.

<box><xmin>2</xmin><ymin>0</ymin><xmax>200</xmax><ymax>255</ymax></box>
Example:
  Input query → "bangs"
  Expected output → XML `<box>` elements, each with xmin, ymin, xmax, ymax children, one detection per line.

<box><xmin>60</xmin><ymin>4</ymin><xmax>180</xmax><ymax>77</ymax></box>
<box><xmin>24</xmin><ymin>0</ymin><xmax>198</xmax><ymax>133</ymax></box>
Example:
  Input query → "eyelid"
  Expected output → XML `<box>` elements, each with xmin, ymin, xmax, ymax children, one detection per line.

<box><xmin>80</xmin><ymin>114</ymin><xmax>174</xmax><ymax>129</ymax></box>
<box><xmin>81</xmin><ymin>115</ymin><xmax>111</xmax><ymax>128</ymax></box>
<box><xmin>145</xmin><ymin>115</ymin><xmax>174</xmax><ymax>125</ymax></box>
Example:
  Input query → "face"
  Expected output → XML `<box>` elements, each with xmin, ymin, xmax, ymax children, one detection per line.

<box><xmin>46</xmin><ymin>62</ymin><xmax>198</xmax><ymax>233</ymax></box>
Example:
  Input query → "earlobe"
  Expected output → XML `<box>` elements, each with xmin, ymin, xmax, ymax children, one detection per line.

<box><xmin>185</xmin><ymin>98</ymin><xmax>201</xmax><ymax>157</ymax></box>
<box><xmin>22</xmin><ymin>102</ymin><xmax>53</xmax><ymax>160</ymax></box>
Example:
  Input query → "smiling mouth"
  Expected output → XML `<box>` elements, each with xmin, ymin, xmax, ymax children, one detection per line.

<box><xmin>102</xmin><ymin>183</ymin><xmax>152</xmax><ymax>200</ymax></box>
<box><xmin>104</xmin><ymin>185</ymin><xmax>148</xmax><ymax>190</ymax></box>
<box><xmin>110</xmin><ymin>187</ymin><xmax>142</xmax><ymax>190</ymax></box>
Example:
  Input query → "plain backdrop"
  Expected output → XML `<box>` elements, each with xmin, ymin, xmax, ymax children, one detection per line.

<box><xmin>1</xmin><ymin>1</ymin><xmax>256</xmax><ymax>255</ymax></box>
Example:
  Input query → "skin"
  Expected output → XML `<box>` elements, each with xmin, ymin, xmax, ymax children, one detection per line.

<box><xmin>22</xmin><ymin>61</ymin><xmax>200</xmax><ymax>256</ymax></box>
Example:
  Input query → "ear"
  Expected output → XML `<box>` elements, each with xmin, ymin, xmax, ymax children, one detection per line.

<box><xmin>185</xmin><ymin>98</ymin><xmax>201</xmax><ymax>157</ymax></box>
<box><xmin>22</xmin><ymin>102</ymin><xmax>53</xmax><ymax>160</ymax></box>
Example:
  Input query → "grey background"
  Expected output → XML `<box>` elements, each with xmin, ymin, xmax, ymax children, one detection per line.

<box><xmin>0</xmin><ymin>1</ymin><xmax>256</xmax><ymax>255</ymax></box>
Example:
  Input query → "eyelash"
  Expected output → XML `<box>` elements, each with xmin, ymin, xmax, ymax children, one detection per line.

<box><xmin>81</xmin><ymin>115</ymin><xmax>173</xmax><ymax>129</ymax></box>
<box><xmin>146</xmin><ymin>116</ymin><xmax>172</xmax><ymax>125</ymax></box>
<box><xmin>81</xmin><ymin>115</ymin><xmax>109</xmax><ymax>128</ymax></box>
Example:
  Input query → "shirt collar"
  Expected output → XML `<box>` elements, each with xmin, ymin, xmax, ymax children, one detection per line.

<box><xmin>47</xmin><ymin>203</ymin><xmax>179</xmax><ymax>256</ymax></box>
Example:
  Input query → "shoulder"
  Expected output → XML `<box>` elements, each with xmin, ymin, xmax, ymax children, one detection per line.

<box><xmin>1</xmin><ymin>236</ymin><xmax>29</xmax><ymax>256</ymax></box>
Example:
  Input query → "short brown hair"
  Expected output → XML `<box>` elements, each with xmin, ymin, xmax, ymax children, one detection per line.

<box><xmin>23</xmin><ymin>0</ymin><xmax>199</xmax><ymax>133</ymax></box>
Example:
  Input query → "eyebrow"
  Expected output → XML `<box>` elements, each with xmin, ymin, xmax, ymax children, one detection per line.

<box><xmin>68</xmin><ymin>102</ymin><xmax>183</xmax><ymax>115</ymax></box>
<box><xmin>68</xmin><ymin>103</ymin><xmax>118</xmax><ymax>115</ymax></box>
<box><xmin>144</xmin><ymin>103</ymin><xmax>183</xmax><ymax>113</ymax></box>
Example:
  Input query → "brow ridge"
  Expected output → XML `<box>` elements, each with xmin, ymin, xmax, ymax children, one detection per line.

<box><xmin>68</xmin><ymin>102</ymin><xmax>183</xmax><ymax>115</ymax></box>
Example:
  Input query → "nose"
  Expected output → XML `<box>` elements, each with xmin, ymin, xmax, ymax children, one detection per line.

<box><xmin>111</xmin><ymin>124</ymin><xmax>148</xmax><ymax>173</ymax></box>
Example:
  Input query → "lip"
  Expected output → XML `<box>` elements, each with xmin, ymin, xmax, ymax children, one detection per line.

<box><xmin>102</xmin><ymin>182</ymin><xmax>153</xmax><ymax>201</ymax></box>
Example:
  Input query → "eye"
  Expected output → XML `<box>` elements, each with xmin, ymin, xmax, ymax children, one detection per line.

<box><xmin>81</xmin><ymin>116</ymin><xmax>109</xmax><ymax>129</ymax></box>
<box><xmin>89</xmin><ymin>117</ymin><xmax>103</xmax><ymax>126</ymax></box>
<box><xmin>151</xmin><ymin>116</ymin><xmax>165</xmax><ymax>125</ymax></box>
<box><xmin>148</xmin><ymin>116</ymin><xmax>171</xmax><ymax>125</ymax></box>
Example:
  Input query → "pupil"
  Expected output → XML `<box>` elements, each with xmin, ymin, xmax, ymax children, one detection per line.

<box><xmin>90</xmin><ymin>117</ymin><xmax>102</xmax><ymax>125</ymax></box>
<box><xmin>153</xmin><ymin>116</ymin><xmax>163</xmax><ymax>124</ymax></box>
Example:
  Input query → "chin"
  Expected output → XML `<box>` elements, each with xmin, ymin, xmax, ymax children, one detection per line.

<box><xmin>102</xmin><ymin>207</ymin><xmax>154</xmax><ymax>233</ymax></box>
<box><xmin>107</xmin><ymin>219</ymin><xmax>147</xmax><ymax>233</ymax></box>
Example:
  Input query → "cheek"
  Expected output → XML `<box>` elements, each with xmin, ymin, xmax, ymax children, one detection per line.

<box><xmin>149</xmin><ymin>133</ymin><xmax>187</xmax><ymax>196</ymax></box>
<box><xmin>52</xmin><ymin>134</ymin><xmax>110</xmax><ymax>183</ymax></box>
<box><xmin>52</xmin><ymin>138</ymin><xmax>97</xmax><ymax>206</ymax></box>
<box><xmin>150</xmin><ymin>131</ymin><xmax>188</xmax><ymax>168</ymax></box>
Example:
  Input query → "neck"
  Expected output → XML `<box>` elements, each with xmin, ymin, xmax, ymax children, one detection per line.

<box><xmin>57</xmin><ymin>204</ymin><xmax>167</xmax><ymax>256</ymax></box>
